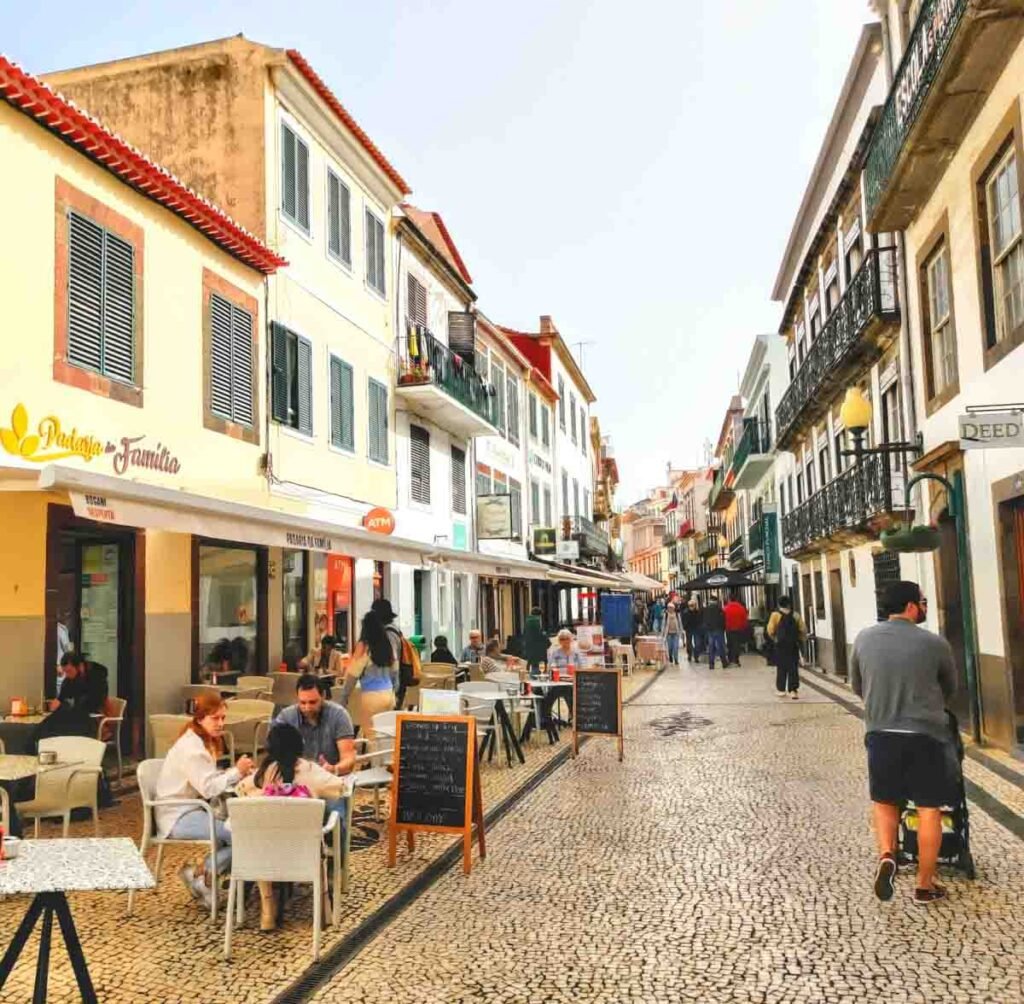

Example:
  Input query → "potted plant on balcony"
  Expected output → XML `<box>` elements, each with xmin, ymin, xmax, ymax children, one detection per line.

<box><xmin>398</xmin><ymin>359</ymin><xmax>431</xmax><ymax>386</ymax></box>
<box><xmin>880</xmin><ymin>522</ymin><xmax>941</xmax><ymax>553</ymax></box>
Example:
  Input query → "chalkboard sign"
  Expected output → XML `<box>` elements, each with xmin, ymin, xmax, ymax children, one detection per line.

<box><xmin>388</xmin><ymin>715</ymin><xmax>485</xmax><ymax>874</ymax></box>
<box><xmin>573</xmin><ymin>668</ymin><xmax>623</xmax><ymax>760</ymax></box>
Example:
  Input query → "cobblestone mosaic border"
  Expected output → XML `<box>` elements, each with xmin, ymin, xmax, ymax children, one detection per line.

<box><xmin>273</xmin><ymin>665</ymin><xmax>667</xmax><ymax>1004</ymax></box>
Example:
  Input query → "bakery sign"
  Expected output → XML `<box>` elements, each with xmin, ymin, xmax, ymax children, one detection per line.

<box><xmin>1</xmin><ymin>403</ymin><xmax>181</xmax><ymax>475</ymax></box>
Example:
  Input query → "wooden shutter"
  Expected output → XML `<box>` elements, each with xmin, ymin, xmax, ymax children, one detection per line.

<box><xmin>558</xmin><ymin>376</ymin><xmax>566</xmax><ymax>427</ymax></box>
<box><xmin>271</xmin><ymin>323</ymin><xmax>290</xmax><ymax>423</ymax></box>
<box><xmin>296</xmin><ymin>336</ymin><xmax>313</xmax><ymax>435</ymax></box>
<box><xmin>507</xmin><ymin>376</ymin><xmax>519</xmax><ymax>444</ymax></box>
<box><xmin>67</xmin><ymin>211</ymin><xmax>104</xmax><ymax>373</ymax></box>
<box><xmin>509</xmin><ymin>478</ymin><xmax>522</xmax><ymax>537</ymax></box>
<box><xmin>410</xmin><ymin>425</ymin><xmax>431</xmax><ymax>504</ymax></box>
<box><xmin>230</xmin><ymin>304</ymin><xmax>254</xmax><ymax>425</ymax></box>
<box><xmin>330</xmin><ymin>356</ymin><xmax>354</xmax><ymax>450</ymax></box>
<box><xmin>407</xmin><ymin>274</ymin><xmax>428</xmax><ymax>325</ymax></box>
<box><xmin>528</xmin><ymin>393</ymin><xmax>538</xmax><ymax>438</ymax></box>
<box><xmin>281</xmin><ymin>124</ymin><xmax>296</xmax><ymax>222</ymax></box>
<box><xmin>366</xmin><ymin>211</ymin><xmax>385</xmax><ymax>293</ymax></box>
<box><xmin>492</xmin><ymin>360</ymin><xmax>506</xmax><ymax>435</ymax></box>
<box><xmin>451</xmin><ymin>446</ymin><xmax>467</xmax><ymax>514</ymax></box>
<box><xmin>327</xmin><ymin>172</ymin><xmax>351</xmax><ymax>264</ymax></box>
<box><xmin>101</xmin><ymin>230</ymin><xmax>134</xmax><ymax>383</ymax></box>
<box><xmin>369</xmin><ymin>379</ymin><xmax>388</xmax><ymax>462</ymax></box>
<box><xmin>448</xmin><ymin>312</ymin><xmax>475</xmax><ymax>364</ymax></box>
<box><xmin>295</xmin><ymin>136</ymin><xmax>309</xmax><ymax>231</ymax></box>
<box><xmin>543</xmin><ymin>486</ymin><xmax>553</xmax><ymax>526</ymax></box>
<box><xmin>209</xmin><ymin>293</ymin><xmax>234</xmax><ymax>419</ymax></box>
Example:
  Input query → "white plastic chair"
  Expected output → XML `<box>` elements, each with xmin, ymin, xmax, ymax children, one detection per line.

<box><xmin>127</xmin><ymin>758</ymin><xmax>223</xmax><ymax>921</ymax></box>
<box><xmin>457</xmin><ymin>682</ymin><xmax>502</xmax><ymax>758</ymax></box>
<box><xmin>149</xmin><ymin>714</ymin><xmax>190</xmax><ymax>758</ymax></box>
<box><xmin>15</xmin><ymin>736</ymin><xmax>106</xmax><ymax>838</ymax></box>
<box><xmin>96</xmin><ymin>696</ymin><xmax>128</xmax><ymax>781</ymax></box>
<box><xmin>269</xmin><ymin>672</ymin><xmax>302</xmax><ymax>709</ymax></box>
<box><xmin>224</xmin><ymin>699</ymin><xmax>275</xmax><ymax>756</ymax></box>
<box><xmin>224</xmin><ymin>797</ymin><xmax>338</xmax><ymax>961</ymax></box>
<box><xmin>350</xmin><ymin>712</ymin><xmax>396</xmax><ymax>821</ymax></box>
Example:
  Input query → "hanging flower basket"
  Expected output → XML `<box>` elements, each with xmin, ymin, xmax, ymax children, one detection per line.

<box><xmin>881</xmin><ymin>524</ymin><xmax>941</xmax><ymax>553</ymax></box>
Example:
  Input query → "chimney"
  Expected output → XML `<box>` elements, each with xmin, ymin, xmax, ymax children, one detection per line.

<box><xmin>539</xmin><ymin>315</ymin><xmax>557</xmax><ymax>335</ymax></box>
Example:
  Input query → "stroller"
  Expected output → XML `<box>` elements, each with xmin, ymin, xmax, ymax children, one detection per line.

<box><xmin>897</xmin><ymin>709</ymin><xmax>975</xmax><ymax>880</ymax></box>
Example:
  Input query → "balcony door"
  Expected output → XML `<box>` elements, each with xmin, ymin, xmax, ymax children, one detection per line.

<box><xmin>828</xmin><ymin>566</ymin><xmax>848</xmax><ymax>677</ymax></box>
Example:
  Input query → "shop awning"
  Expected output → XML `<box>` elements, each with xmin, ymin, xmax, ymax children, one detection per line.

<box><xmin>622</xmin><ymin>570</ymin><xmax>665</xmax><ymax>592</ymax></box>
<box><xmin>427</xmin><ymin>549</ymin><xmax>551</xmax><ymax>581</ymax></box>
<box><xmin>543</xmin><ymin>561</ymin><xmax>631</xmax><ymax>591</ymax></box>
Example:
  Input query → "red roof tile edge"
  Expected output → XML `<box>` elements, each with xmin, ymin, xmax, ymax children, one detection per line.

<box><xmin>287</xmin><ymin>49</ymin><xmax>411</xmax><ymax>196</ymax></box>
<box><xmin>429</xmin><ymin>211</ymin><xmax>472</xmax><ymax>284</ymax></box>
<box><xmin>0</xmin><ymin>55</ymin><xmax>286</xmax><ymax>275</ymax></box>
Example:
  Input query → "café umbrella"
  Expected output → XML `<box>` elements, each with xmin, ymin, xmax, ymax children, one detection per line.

<box><xmin>680</xmin><ymin>568</ymin><xmax>758</xmax><ymax>592</ymax></box>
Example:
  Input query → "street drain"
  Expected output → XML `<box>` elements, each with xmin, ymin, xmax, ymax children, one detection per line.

<box><xmin>648</xmin><ymin>710</ymin><xmax>713</xmax><ymax>737</ymax></box>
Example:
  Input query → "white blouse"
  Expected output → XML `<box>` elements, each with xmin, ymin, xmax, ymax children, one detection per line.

<box><xmin>154</xmin><ymin>728</ymin><xmax>240</xmax><ymax>836</ymax></box>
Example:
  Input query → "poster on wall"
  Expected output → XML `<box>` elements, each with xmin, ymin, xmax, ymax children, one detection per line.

<box><xmin>476</xmin><ymin>494</ymin><xmax>514</xmax><ymax>540</ymax></box>
<box><xmin>576</xmin><ymin>624</ymin><xmax>605</xmax><ymax>667</ymax></box>
<box><xmin>532</xmin><ymin>526</ymin><xmax>557</xmax><ymax>557</ymax></box>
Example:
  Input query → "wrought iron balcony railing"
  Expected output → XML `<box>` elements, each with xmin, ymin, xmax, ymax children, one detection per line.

<box><xmin>781</xmin><ymin>451</ymin><xmax>903</xmax><ymax>557</ymax></box>
<box><xmin>730</xmin><ymin>416</ymin><xmax>772</xmax><ymax>476</ymax></box>
<box><xmin>864</xmin><ymin>0</ymin><xmax>968</xmax><ymax>220</ymax></box>
<box><xmin>775</xmin><ymin>248</ymin><xmax>899</xmax><ymax>448</ymax></box>
<box><xmin>398</xmin><ymin>325</ymin><xmax>494</xmax><ymax>426</ymax></box>
<box><xmin>569</xmin><ymin>515</ymin><xmax>610</xmax><ymax>557</ymax></box>
<box><xmin>729</xmin><ymin>533</ymin><xmax>746</xmax><ymax>565</ymax></box>
<box><xmin>677</xmin><ymin>519</ymin><xmax>695</xmax><ymax>539</ymax></box>
<box><xmin>696</xmin><ymin>533</ymin><xmax>718</xmax><ymax>559</ymax></box>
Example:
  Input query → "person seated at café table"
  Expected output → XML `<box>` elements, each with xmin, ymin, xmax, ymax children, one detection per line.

<box><xmin>300</xmin><ymin>633</ymin><xmax>345</xmax><ymax>676</ymax></box>
<box><xmin>480</xmin><ymin>639</ymin><xmax>515</xmax><ymax>676</ymax></box>
<box><xmin>430</xmin><ymin>635</ymin><xmax>458</xmax><ymax>665</ymax></box>
<box><xmin>238</xmin><ymin>723</ymin><xmax>351</xmax><ymax>931</ymax></box>
<box><xmin>274</xmin><ymin>674</ymin><xmax>357</xmax><ymax>774</ymax></box>
<box><xmin>461</xmin><ymin>629</ymin><xmax>485</xmax><ymax>664</ymax></box>
<box><xmin>30</xmin><ymin>653</ymin><xmax>108</xmax><ymax>752</ymax></box>
<box><xmin>155</xmin><ymin>693</ymin><xmax>254</xmax><ymax>909</ymax></box>
<box><xmin>546</xmin><ymin>629</ymin><xmax>582</xmax><ymax>720</ymax></box>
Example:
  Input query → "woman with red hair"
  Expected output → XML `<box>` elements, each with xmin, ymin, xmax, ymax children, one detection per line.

<box><xmin>155</xmin><ymin>693</ymin><xmax>254</xmax><ymax>908</ymax></box>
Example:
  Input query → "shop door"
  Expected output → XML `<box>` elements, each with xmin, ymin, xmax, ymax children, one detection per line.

<box><xmin>76</xmin><ymin>540</ymin><xmax>130</xmax><ymax>700</ymax></box>
<box><xmin>828</xmin><ymin>568</ymin><xmax>848</xmax><ymax>677</ymax></box>
<box><xmin>938</xmin><ymin>512</ymin><xmax>969</xmax><ymax>725</ymax></box>
<box><xmin>453</xmin><ymin>574</ymin><xmax>465</xmax><ymax>653</ymax></box>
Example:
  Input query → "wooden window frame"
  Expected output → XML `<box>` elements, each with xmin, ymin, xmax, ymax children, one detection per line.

<box><xmin>54</xmin><ymin>177</ymin><xmax>144</xmax><ymax>407</ymax></box>
<box><xmin>202</xmin><ymin>269</ymin><xmax>260</xmax><ymax>444</ymax></box>
<box><xmin>915</xmin><ymin>212</ymin><xmax>960</xmax><ymax>416</ymax></box>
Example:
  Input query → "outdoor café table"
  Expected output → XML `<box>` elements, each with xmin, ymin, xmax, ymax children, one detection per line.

<box><xmin>520</xmin><ymin>680</ymin><xmax>574</xmax><ymax>744</ymax></box>
<box><xmin>635</xmin><ymin>635</ymin><xmax>668</xmax><ymax>665</ymax></box>
<box><xmin>0</xmin><ymin>836</ymin><xmax>154</xmax><ymax>1004</ymax></box>
<box><xmin>468</xmin><ymin>690</ymin><xmax>525</xmax><ymax>767</ymax></box>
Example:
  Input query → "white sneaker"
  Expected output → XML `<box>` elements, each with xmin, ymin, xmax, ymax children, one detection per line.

<box><xmin>775</xmin><ymin>690</ymin><xmax>786</xmax><ymax>697</ymax></box>
<box><xmin>790</xmin><ymin>691</ymin><xmax>799</xmax><ymax>700</ymax></box>
<box><xmin>179</xmin><ymin>865</ymin><xmax>212</xmax><ymax>909</ymax></box>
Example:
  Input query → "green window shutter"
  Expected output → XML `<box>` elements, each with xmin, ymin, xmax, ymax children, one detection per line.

<box><xmin>230</xmin><ymin>304</ymin><xmax>254</xmax><ymax>426</ymax></box>
<box><xmin>296</xmin><ymin>139</ymin><xmax>309</xmax><ymax>231</ymax></box>
<box><xmin>296</xmin><ymin>335</ymin><xmax>313</xmax><ymax>435</ymax></box>
<box><xmin>368</xmin><ymin>379</ymin><xmax>388</xmax><ymax>462</ymax></box>
<box><xmin>281</xmin><ymin>124</ymin><xmax>296</xmax><ymax>222</ymax></box>
<box><xmin>271</xmin><ymin>322</ymin><xmax>290</xmax><ymax>423</ymax></box>
<box><xmin>327</xmin><ymin>173</ymin><xmax>341</xmax><ymax>260</ymax></box>
<box><xmin>330</xmin><ymin>356</ymin><xmax>354</xmax><ymax>450</ymax></box>
<box><xmin>67</xmin><ymin>211</ymin><xmax>104</xmax><ymax>373</ymax></box>
<box><xmin>209</xmin><ymin>292</ymin><xmax>234</xmax><ymax>420</ymax></box>
<box><xmin>410</xmin><ymin>425</ymin><xmax>431</xmax><ymax>504</ymax></box>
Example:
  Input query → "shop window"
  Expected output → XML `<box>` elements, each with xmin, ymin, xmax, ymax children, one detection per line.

<box><xmin>873</xmin><ymin>550</ymin><xmax>901</xmax><ymax>621</ymax></box>
<box><xmin>198</xmin><ymin>545</ymin><xmax>258</xmax><ymax>675</ymax></box>
<box><xmin>282</xmin><ymin>550</ymin><xmax>308</xmax><ymax>666</ymax></box>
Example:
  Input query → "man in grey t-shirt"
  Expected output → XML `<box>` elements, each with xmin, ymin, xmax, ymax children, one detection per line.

<box><xmin>850</xmin><ymin>580</ymin><xmax>957</xmax><ymax>906</ymax></box>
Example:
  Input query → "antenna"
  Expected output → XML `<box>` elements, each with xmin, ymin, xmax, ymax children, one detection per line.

<box><xmin>572</xmin><ymin>340</ymin><xmax>595</xmax><ymax>369</ymax></box>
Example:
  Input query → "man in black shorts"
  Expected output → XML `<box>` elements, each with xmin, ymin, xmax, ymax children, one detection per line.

<box><xmin>850</xmin><ymin>580</ymin><xmax>957</xmax><ymax>905</ymax></box>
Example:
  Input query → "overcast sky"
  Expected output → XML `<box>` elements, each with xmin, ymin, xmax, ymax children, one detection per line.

<box><xmin>3</xmin><ymin>1</ymin><xmax>873</xmax><ymax>504</ymax></box>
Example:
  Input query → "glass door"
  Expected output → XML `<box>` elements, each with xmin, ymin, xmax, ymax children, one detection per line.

<box><xmin>77</xmin><ymin>542</ymin><xmax>122</xmax><ymax>696</ymax></box>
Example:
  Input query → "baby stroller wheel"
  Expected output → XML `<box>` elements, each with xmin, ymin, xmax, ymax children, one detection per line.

<box><xmin>958</xmin><ymin>849</ymin><xmax>976</xmax><ymax>880</ymax></box>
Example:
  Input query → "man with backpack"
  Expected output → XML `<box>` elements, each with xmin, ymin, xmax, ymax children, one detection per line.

<box><xmin>371</xmin><ymin>598</ymin><xmax>420</xmax><ymax>709</ymax></box>
<box><xmin>767</xmin><ymin>595</ymin><xmax>806</xmax><ymax>699</ymax></box>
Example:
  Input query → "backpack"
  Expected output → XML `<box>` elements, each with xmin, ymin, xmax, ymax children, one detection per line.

<box><xmin>774</xmin><ymin>611</ymin><xmax>799</xmax><ymax>654</ymax></box>
<box><xmin>398</xmin><ymin>633</ymin><xmax>422</xmax><ymax>686</ymax></box>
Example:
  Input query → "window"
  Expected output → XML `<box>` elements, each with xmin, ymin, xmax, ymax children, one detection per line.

<box><xmin>368</xmin><ymin>378</ymin><xmax>389</xmax><ymax>463</ymax></box>
<box><xmin>583</xmin><ymin>488</ymin><xmax>590</xmax><ymax>518</ymax></box>
<box><xmin>326</xmin><ymin>169</ymin><xmax>351</xmax><ymax>265</ymax></box>
<box><xmin>491</xmin><ymin>359</ymin><xmax>506</xmax><ymax>436</ymax></box>
<box><xmin>282</xmin><ymin>549</ymin><xmax>308</xmax><ymax>662</ymax></box>
<box><xmin>570</xmin><ymin>393</ymin><xmax>578</xmax><ymax>443</ymax></box>
<box><xmin>580</xmin><ymin>407</ymin><xmax>587</xmax><ymax>454</ymax></box>
<box><xmin>924</xmin><ymin>241</ymin><xmax>957</xmax><ymax>398</ymax></box>
<box><xmin>788</xmin><ymin>473</ymin><xmax>796</xmax><ymax>508</ymax></box>
<box><xmin>407</xmin><ymin>274</ymin><xmax>427</xmax><ymax>326</ymax></box>
<box><xmin>873</xmin><ymin>550</ymin><xmax>902</xmax><ymax>621</ymax></box>
<box><xmin>329</xmin><ymin>355</ymin><xmax>355</xmax><ymax>451</ymax></box>
<box><xmin>844</xmin><ymin>229</ymin><xmax>863</xmax><ymax>284</ymax></box>
<box><xmin>541</xmin><ymin>406</ymin><xmax>551</xmax><ymax>448</ymax></box>
<box><xmin>834</xmin><ymin>429</ymin><xmax>846</xmax><ymax>475</ymax></box>
<box><xmin>561</xmin><ymin>471</ymin><xmax>569</xmax><ymax>517</ymax></box>
<box><xmin>558</xmin><ymin>376</ymin><xmax>566</xmax><ymax>428</ymax></box>
<box><xmin>451</xmin><ymin>446</ymin><xmax>467</xmax><ymax>514</ymax></box>
<box><xmin>530</xmin><ymin>479</ymin><xmax>541</xmax><ymax>523</ymax></box>
<box><xmin>281</xmin><ymin>122</ymin><xmax>310</xmax><ymax>232</ymax></box>
<box><xmin>818</xmin><ymin>443</ymin><xmax>830</xmax><ymax>487</ymax></box>
<box><xmin>66</xmin><ymin>210</ymin><xmax>136</xmax><ymax>385</ymax></box>
<box><xmin>804</xmin><ymin>457</ymin><xmax>815</xmax><ymax>497</ymax></box>
<box><xmin>814</xmin><ymin>569</ymin><xmax>826</xmax><ymax>619</ymax></box>
<box><xmin>825</xmin><ymin>268</ymin><xmax>840</xmax><ymax>315</ymax></box>
<box><xmin>475</xmin><ymin>464</ymin><xmax>491</xmax><ymax>499</ymax></box>
<box><xmin>573</xmin><ymin>478</ymin><xmax>580</xmax><ymax>517</ymax></box>
<box><xmin>507</xmin><ymin>375</ymin><xmax>520</xmax><ymax>446</ymax></box>
<box><xmin>779</xmin><ymin>480</ymin><xmax>787</xmax><ymax>517</ymax></box>
<box><xmin>796</xmin><ymin>321</ymin><xmax>807</xmax><ymax>364</ymax></box>
<box><xmin>365</xmin><ymin>208</ymin><xmax>386</xmax><ymax>295</ymax></box>
<box><xmin>809</xmin><ymin>298</ymin><xmax>822</xmax><ymax>342</ymax></box>
<box><xmin>528</xmin><ymin>392</ymin><xmax>539</xmax><ymax>440</ymax></box>
<box><xmin>271</xmin><ymin>323</ymin><xmax>313</xmax><ymax>434</ymax></box>
<box><xmin>881</xmin><ymin>382</ymin><xmax>901</xmax><ymax>474</ymax></box>
<box><xmin>509</xmin><ymin>478</ymin><xmax>522</xmax><ymax>538</ymax></box>
<box><xmin>208</xmin><ymin>291</ymin><xmax>254</xmax><ymax>427</ymax></box>
<box><xmin>983</xmin><ymin>146</ymin><xmax>1024</xmax><ymax>345</ymax></box>
<box><xmin>198</xmin><ymin>545</ymin><xmax>258</xmax><ymax>674</ymax></box>
<box><xmin>543</xmin><ymin>486</ymin><xmax>553</xmax><ymax>526</ymax></box>
<box><xmin>410</xmin><ymin>425</ymin><xmax>431</xmax><ymax>504</ymax></box>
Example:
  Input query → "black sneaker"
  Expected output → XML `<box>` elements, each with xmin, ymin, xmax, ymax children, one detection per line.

<box><xmin>873</xmin><ymin>854</ymin><xmax>897</xmax><ymax>901</ymax></box>
<box><xmin>913</xmin><ymin>884</ymin><xmax>947</xmax><ymax>906</ymax></box>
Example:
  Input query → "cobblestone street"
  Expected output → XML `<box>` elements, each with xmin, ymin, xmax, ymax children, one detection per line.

<box><xmin>316</xmin><ymin>659</ymin><xmax>1024</xmax><ymax>1004</ymax></box>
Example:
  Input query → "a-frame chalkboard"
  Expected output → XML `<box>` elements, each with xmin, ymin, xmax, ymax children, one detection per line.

<box><xmin>387</xmin><ymin>714</ymin><xmax>485</xmax><ymax>875</ymax></box>
<box><xmin>572</xmin><ymin>667</ymin><xmax>623</xmax><ymax>761</ymax></box>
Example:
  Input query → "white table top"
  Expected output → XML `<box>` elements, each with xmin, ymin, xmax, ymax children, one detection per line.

<box><xmin>0</xmin><ymin>837</ymin><xmax>155</xmax><ymax>895</ymax></box>
<box><xmin>0</xmin><ymin>755</ymin><xmax>83</xmax><ymax>783</ymax></box>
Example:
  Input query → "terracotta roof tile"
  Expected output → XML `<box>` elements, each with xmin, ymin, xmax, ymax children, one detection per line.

<box><xmin>401</xmin><ymin>203</ymin><xmax>472</xmax><ymax>284</ymax></box>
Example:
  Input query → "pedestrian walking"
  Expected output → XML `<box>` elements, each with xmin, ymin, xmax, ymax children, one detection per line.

<box><xmin>523</xmin><ymin>606</ymin><xmax>548</xmax><ymax>677</ymax></box>
<box><xmin>849</xmin><ymin>581</ymin><xmax>958</xmax><ymax>906</ymax></box>
<box><xmin>766</xmin><ymin>596</ymin><xmax>806</xmax><ymax>698</ymax></box>
<box><xmin>662</xmin><ymin>601</ymin><xmax>682</xmax><ymax>665</ymax></box>
<box><xmin>682</xmin><ymin>597</ymin><xmax>703</xmax><ymax>663</ymax></box>
<box><xmin>651</xmin><ymin>596</ymin><xmax>665</xmax><ymax>635</ymax></box>
<box><xmin>723</xmin><ymin>593</ymin><xmax>749</xmax><ymax>666</ymax></box>
<box><xmin>702</xmin><ymin>597</ymin><xmax>727</xmax><ymax>670</ymax></box>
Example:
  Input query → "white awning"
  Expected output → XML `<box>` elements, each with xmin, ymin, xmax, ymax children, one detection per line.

<box><xmin>622</xmin><ymin>570</ymin><xmax>665</xmax><ymax>592</ymax></box>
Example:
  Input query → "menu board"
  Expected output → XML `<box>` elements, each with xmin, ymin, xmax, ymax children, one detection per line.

<box><xmin>573</xmin><ymin>668</ymin><xmax>623</xmax><ymax>761</ymax></box>
<box><xmin>388</xmin><ymin>715</ymin><xmax>485</xmax><ymax>874</ymax></box>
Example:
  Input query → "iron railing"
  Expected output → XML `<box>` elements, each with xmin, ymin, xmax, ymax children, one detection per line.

<box><xmin>748</xmin><ymin>518</ymin><xmax>765</xmax><ymax>555</ymax></box>
<box><xmin>709</xmin><ymin>466</ymin><xmax>734</xmax><ymax>510</ymax></box>
<box><xmin>397</xmin><ymin>325</ymin><xmax>494</xmax><ymax>426</ymax></box>
<box><xmin>697</xmin><ymin>533</ymin><xmax>718</xmax><ymax>559</ymax></box>
<box><xmin>781</xmin><ymin>451</ymin><xmax>902</xmax><ymax>556</ymax></box>
<box><xmin>775</xmin><ymin>248</ymin><xmax>900</xmax><ymax>447</ymax></box>
<box><xmin>864</xmin><ymin>0</ymin><xmax>968</xmax><ymax>218</ymax></box>
<box><xmin>729</xmin><ymin>533</ymin><xmax>746</xmax><ymax>565</ymax></box>
<box><xmin>569</xmin><ymin>515</ymin><xmax>610</xmax><ymax>556</ymax></box>
<box><xmin>730</xmin><ymin>416</ymin><xmax>772</xmax><ymax>476</ymax></box>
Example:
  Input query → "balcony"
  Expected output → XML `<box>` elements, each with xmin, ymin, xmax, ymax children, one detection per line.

<box><xmin>396</xmin><ymin>326</ymin><xmax>497</xmax><ymax>437</ymax></box>
<box><xmin>775</xmin><ymin>249</ymin><xmax>900</xmax><ymax>451</ymax></box>
<box><xmin>570</xmin><ymin>515</ymin><xmax>610</xmax><ymax>559</ymax></box>
<box><xmin>677</xmin><ymin>519</ymin><xmax>695</xmax><ymax>539</ymax></box>
<box><xmin>696</xmin><ymin>533</ymin><xmax>719</xmax><ymax>560</ymax></box>
<box><xmin>729</xmin><ymin>533</ymin><xmax>747</xmax><ymax>567</ymax></box>
<box><xmin>865</xmin><ymin>0</ymin><xmax>1024</xmax><ymax>231</ymax></box>
<box><xmin>730</xmin><ymin>417</ymin><xmax>773</xmax><ymax>490</ymax></box>
<box><xmin>708</xmin><ymin>466</ymin><xmax>735</xmax><ymax>512</ymax></box>
<box><xmin>782</xmin><ymin>451</ymin><xmax>909</xmax><ymax>558</ymax></box>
